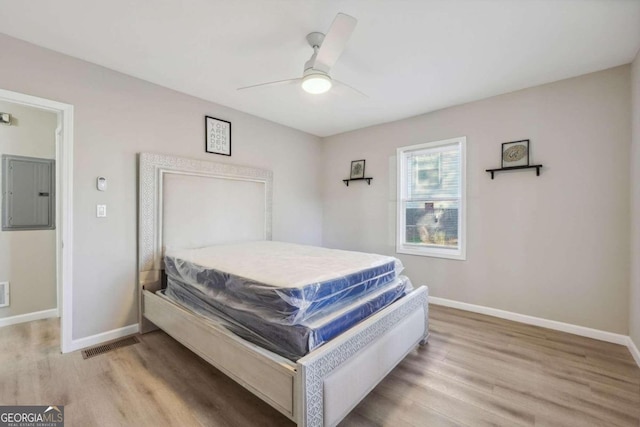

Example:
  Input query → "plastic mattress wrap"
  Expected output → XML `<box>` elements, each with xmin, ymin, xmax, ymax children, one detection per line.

<box><xmin>163</xmin><ymin>241</ymin><xmax>404</xmax><ymax>325</ymax></box>
<box><xmin>163</xmin><ymin>275</ymin><xmax>413</xmax><ymax>360</ymax></box>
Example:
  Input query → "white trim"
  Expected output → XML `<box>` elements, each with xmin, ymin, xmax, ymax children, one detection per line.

<box><xmin>628</xmin><ymin>337</ymin><xmax>640</xmax><ymax>368</ymax></box>
<box><xmin>429</xmin><ymin>296</ymin><xmax>629</xmax><ymax>346</ymax></box>
<box><xmin>0</xmin><ymin>309</ymin><xmax>58</xmax><ymax>328</ymax></box>
<box><xmin>69</xmin><ymin>323</ymin><xmax>139</xmax><ymax>352</ymax></box>
<box><xmin>0</xmin><ymin>88</ymin><xmax>74</xmax><ymax>353</ymax></box>
<box><xmin>396</xmin><ymin>136</ymin><xmax>467</xmax><ymax>260</ymax></box>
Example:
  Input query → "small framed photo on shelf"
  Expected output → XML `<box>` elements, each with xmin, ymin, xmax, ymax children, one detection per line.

<box><xmin>501</xmin><ymin>139</ymin><xmax>529</xmax><ymax>168</ymax></box>
<box><xmin>205</xmin><ymin>116</ymin><xmax>231</xmax><ymax>156</ymax></box>
<box><xmin>350</xmin><ymin>159</ymin><xmax>366</xmax><ymax>179</ymax></box>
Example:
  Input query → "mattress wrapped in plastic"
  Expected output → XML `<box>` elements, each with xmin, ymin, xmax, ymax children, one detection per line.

<box><xmin>163</xmin><ymin>274</ymin><xmax>413</xmax><ymax>360</ymax></box>
<box><xmin>163</xmin><ymin>241</ymin><xmax>403</xmax><ymax>325</ymax></box>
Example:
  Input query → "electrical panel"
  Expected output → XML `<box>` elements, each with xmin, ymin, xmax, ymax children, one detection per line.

<box><xmin>2</xmin><ymin>155</ymin><xmax>55</xmax><ymax>231</ymax></box>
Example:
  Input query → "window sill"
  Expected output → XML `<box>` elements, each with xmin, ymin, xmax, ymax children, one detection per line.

<box><xmin>396</xmin><ymin>246</ymin><xmax>466</xmax><ymax>260</ymax></box>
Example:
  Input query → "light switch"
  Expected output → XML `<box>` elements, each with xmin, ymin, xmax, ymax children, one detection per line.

<box><xmin>97</xmin><ymin>204</ymin><xmax>107</xmax><ymax>217</ymax></box>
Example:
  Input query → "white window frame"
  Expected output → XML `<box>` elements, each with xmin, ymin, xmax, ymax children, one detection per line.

<box><xmin>396</xmin><ymin>136</ymin><xmax>467</xmax><ymax>260</ymax></box>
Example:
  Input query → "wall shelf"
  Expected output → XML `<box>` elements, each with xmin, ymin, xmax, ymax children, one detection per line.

<box><xmin>343</xmin><ymin>177</ymin><xmax>373</xmax><ymax>186</ymax></box>
<box><xmin>485</xmin><ymin>165</ymin><xmax>542</xmax><ymax>179</ymax></box>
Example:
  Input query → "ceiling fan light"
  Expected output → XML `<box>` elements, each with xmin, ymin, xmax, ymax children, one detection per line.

<box><xmin>302</xmin><ymin>73</ymin><xmax>332</xmax><ymax>94</ymax></box>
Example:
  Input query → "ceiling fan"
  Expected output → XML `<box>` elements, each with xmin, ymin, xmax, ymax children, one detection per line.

<box><xmin>238</xmin><ymin>13</ymin><xmax>366</xmax><ymax>96</ymax></box>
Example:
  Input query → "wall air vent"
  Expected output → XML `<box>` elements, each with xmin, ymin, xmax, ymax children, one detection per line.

<box><xmin>0</xmin><ymin>282</ymin><xmax>9</xmax><ymax>307</ymax></box>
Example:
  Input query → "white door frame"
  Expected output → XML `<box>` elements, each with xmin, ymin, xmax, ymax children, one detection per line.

<box><xmin>0</xmin><ymin>88</ymin><xmax>74</xmax><ymax>353</ymax></box>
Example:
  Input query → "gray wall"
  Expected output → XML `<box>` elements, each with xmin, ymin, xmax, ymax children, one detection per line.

<box><xmin>322</xmin><ymin>66</ymin><xmax>631</xmax><ymax>334</ymax></box>
<box><xmin>0</xmin><ymin>32</ymin><xmax>635</xmax><ymax>342</ymax></box>
<box><xmin>0</xmin><ymin>101</ymin><xmax>57</xmax><ymax>318</ymax></box>
<box><xmin>631</xmin><ymin>53</ymin><xmax>640</xmax><ymax>348</ymax></box>
<box><xmin>0</xmin><ymin>34</ymin><xmax>323</xmax><ymax>340</ymax></box>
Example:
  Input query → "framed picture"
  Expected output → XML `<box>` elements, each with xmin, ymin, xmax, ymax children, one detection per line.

<box><xmin>501</xmin><ymin>139</ymin><xmax>529</xmax><ymax>168</ymax></box>
<box><xmin>205</xmin><ymin>116</ymin><xmax>232</xmax><ymax>156</ymax></box>
<box><xmin>350</xmin><ymin>159</ymin><xmax>366</xmax><ymax>179</ymax></box>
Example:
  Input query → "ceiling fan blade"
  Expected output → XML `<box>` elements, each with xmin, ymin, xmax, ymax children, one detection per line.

<box><xmin>237</xmin><ymin>78</ymin><xmax>301</xmax><ymax>91</ymax></box>
<box><xmin>334</xmin><ymin>79</ymin><xmax>368</xmax><ymax>98</ymax></box>
<box><xmin>314</xmin><ymin>13</ymin><xmax>357</xmax><ymax>73</ymax></box>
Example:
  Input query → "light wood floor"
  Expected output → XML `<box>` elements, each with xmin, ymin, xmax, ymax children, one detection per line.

<box><xmin>1</xmin><ymin>305</ymin><xmax>638</xmax><ymax>426</ymax></box>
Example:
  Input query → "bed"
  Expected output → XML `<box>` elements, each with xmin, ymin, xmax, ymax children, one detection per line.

<box><xmin>138</xmin><ymin>153</ymin><xmax>429</xmax><ymax>426</ymax></box>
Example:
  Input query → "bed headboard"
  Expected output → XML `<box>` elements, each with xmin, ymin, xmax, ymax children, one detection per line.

<box><xmin>138</xmin><ymin>152</ymin><xmax>272</xmax><ymax>330</ymax></box>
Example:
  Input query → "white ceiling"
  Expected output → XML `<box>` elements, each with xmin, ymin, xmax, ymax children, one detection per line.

<box><xmin>0</xmin><ymin>0</ymin><xmax>639</xmax><ymax>137</ymax></box>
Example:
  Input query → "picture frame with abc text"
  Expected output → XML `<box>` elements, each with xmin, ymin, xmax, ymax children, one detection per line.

<box><xmin>205</xmin><ymin>116</ymin><xmax>232</xmax><ymax>156</ymax></box>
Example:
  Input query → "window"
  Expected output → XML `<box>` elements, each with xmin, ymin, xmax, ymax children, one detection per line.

<box><xmin>396</xmin><ymin>137</ymin><xmax>466</xmax><ymax>260</ymax></box>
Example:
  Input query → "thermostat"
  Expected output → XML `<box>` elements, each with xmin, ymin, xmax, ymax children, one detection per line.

<box><xmin>97</xmin><ymin>176</ymin><xmax>107</xmax><ymax>191</ymax></box>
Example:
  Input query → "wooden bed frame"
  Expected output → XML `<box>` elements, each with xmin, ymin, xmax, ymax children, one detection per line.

<box><xmin>138</xmin><ymin>153</ymin><xmax>429</xmax><ymax>427</ymax></box>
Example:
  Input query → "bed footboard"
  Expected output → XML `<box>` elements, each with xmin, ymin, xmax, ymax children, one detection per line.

<box><xmin>295</xmin><ymin>286</ymin><xmax>429</xmax><ymax>427</ymax></box>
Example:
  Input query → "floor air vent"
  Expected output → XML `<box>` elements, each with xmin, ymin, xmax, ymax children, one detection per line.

<box><xmin>81</xmin><ymin>336</ymin><xmax>140</xmax><ymax>359</ymax></box>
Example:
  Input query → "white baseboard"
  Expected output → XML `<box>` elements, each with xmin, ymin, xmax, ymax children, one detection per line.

<box><xmin>0</xmin><ymin>308</ymin><xmax>58</xmax><ymax>328</ymax></box>
<box><xmin>628</xmin><ymin>337</ymin><xmax>640</xmax><ymax>367</ymax></box>
<box><xmin>429</xmin><ymin>296</ymin><xmax>629</xmax><ymax>346</ymax></box>
<box><xmin>69</xmin><ymin>323</ymin><xmax>139</xmax><ymax>352</ymax></box>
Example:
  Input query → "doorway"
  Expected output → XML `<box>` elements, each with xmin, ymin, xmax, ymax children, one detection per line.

<box><xmin>0</xmin><ymin>88</ymin><xmax>73</xmax><ymax>353</ymax></box>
